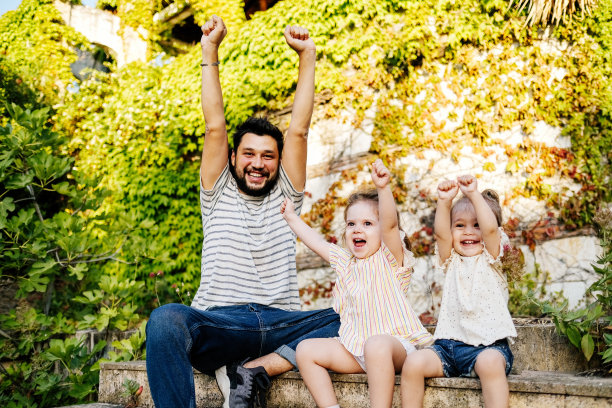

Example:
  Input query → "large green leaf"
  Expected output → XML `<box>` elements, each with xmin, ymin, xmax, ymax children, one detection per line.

<box><xmin>566</xmin><ymin>325</ymin><xmax>582</xmax><ymax>348</ymax></box>
<box><xmin>581</xmin><ymin>333</ymin><xmax>595</xmax><ymax>361</ymax></box>
<box><xmin>4</xmin><ymin>172</ymin><xmax>34</xmax><ymax>190</ymax></box>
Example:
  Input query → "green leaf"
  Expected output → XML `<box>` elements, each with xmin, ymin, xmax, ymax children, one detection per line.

<box><xmin>23</xmin><ymin>267</ymin><xmax>51</xmax><ymax>293</ymax></box>
<box><xmin>564</xmin><ymin>309</ymin><xmax>586</xmax><ymax>322</ymax></box>
<box><xmin>29</xmin><ymin>151</ymin><xmax>72</xmax><ymax>183</ymax></box>
<box><xmin>566</xmin><ymin>325</ymin><xmax>582</xmax><ymax>348</ymax></box>
<box><xmin>586</xmin><ymin>304</ymin><xmax>603</xmax><ymax>321</ymax></box>
<box><xmin>30</xmin><ymin>259</ymin><xmax>57</xmax><ymax>274</ymax></box>
<box><xmin>581</xmin><ymin>333</ymin><xmax>595</xmax><ymax>361</ymax></box>
<box><xmin>139</xmin><ymin>218</ymin><xmax>156</xmax><ymax>229</ymax></box>
<box><xmin>52</xmin><ymin>181</ymin><xmax>73</xmax><ymax>196</ymax></box>
<box><xmin>68</xmin><ymin>382</ymin><xmax>95</xmax><ymax>399</ymax></box>
<box><xmin>4</xmin><ymin>172</ymin><xmax>34</xmax><ymax>190</ymax></box>
<box><xmin>0</xmin><ymin>197</ymin><xmax>15</xmax><ymax>228</ymax></box>
<box><xmin>601</xmin><ymin>347</ymin><xmax>612</xmax><ymax>364</ymax></box>
<box><xmin>68</xmin><ymin>263</ymin><xmax>87</xmax><ymax>280</ymax></box>
<box><xmin>74</xmin><ymin>290</ymin><xmax>103</xmax><ymax>304</ymax></box>
<box><xmin>95</xmin><ymin>314</ymin><xmax>110</xmax><ymax>332</ymax></box>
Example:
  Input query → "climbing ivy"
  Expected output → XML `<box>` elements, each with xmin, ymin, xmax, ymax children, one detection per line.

<box><xmin>48</xmin><ymin>0</ymin><xmax>611</xmax><ymax>296</ymax></box>
<box><xmin>0</xmin><ymin>0</ymin><xmax>88</xmax><ymax>108</ymax></box>
<box><xmin>0</xmin><ymin>1</ymin><xmax>610</xmax><ymax>403</ymax></box>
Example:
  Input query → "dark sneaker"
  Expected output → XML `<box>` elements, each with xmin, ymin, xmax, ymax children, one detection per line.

<box><xmin>229</xmin><ymin>360</ymin><xmax>271</xmax><ymax>408</ymax></box>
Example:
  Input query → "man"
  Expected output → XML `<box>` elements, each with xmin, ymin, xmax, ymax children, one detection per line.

<box><xmin>145</xmin><ymin>15</ymin><xmax>340</xmax><ymax>408</ymax></box>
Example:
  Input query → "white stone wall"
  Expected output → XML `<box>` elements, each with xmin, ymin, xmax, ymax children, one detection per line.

<box><xmin>298</xmin><ymin>103</ymin><xmax>602</xmax><ymax>314</ymax></box>
<box><xmin>54</xmin><ymin>0</ymin><xmax>148</xmax><ymax>67</ymax></box>
<box><xmin>298</xmin><ymin>235</ymin><xmax>602</xmax><ymax>314</ymax></box>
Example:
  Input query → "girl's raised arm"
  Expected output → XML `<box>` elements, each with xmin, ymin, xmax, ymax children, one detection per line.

<box><xmin>457</xmin><ymin>175</ymin><xmax>501</xmax><ymax>258</ymax></box>
<box><xmin>371</xmin><ymin>160</ymin><xmax>404</xmax><ymax>265</ymax></box>
<box><xmin>434</xmin><ymin>180</ymin><xmax>458</xmax><ymax>262</ymax></box>
<box><xmin>281</xmin><ymin>198</ymin><xmax>331</xmax><ymax>263</ymax></box>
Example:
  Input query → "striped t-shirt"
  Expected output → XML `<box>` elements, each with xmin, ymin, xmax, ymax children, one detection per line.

<box><xmin>330</xmin><ymin>243</ymin><xmax>433</xmax><ymax>356</ymax></box>
<box><xmin>191</xmin><ymin>163</ymin><xmax>304</xmax><ymax>311</ymax></box>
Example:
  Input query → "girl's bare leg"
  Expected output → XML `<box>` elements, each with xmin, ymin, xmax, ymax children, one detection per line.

<box><xmin>474</xmin><ymin>349</ymin><xmax>509</xmax><ymax>408</ymax></box>
<box><xmin>363</xmin><ymin>335</ymin><xmax>407</xmax><ymax>408</ymax></box>
<box><xmin>400</xmin><ymin>349</ymin><xmax>444</xmax><ymax>408</ymax></box>
<box><xmin>296</xmin><ymin>338</ymin><xmax>363</xmax><ymax>408</ymax></box>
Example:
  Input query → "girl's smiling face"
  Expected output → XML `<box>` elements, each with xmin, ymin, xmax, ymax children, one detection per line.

<box><xmin>451</xmin><ymin>205</ymin><xmax>484</xmax><ymax>257</ymax></box>
<box><xmin>345</xmin><ymin>200</ymin><xmax>381</xmax><ymax>259</ymax></box>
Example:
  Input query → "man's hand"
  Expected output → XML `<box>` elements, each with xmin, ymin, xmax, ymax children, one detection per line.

<box><xmin>437</xmin><ymin>180</ymin><xmax>459</xmax><ymax>202</ymax></box>
<box><xmin>371</xmin><ymin>159</ymin><xmax>391</xmax><ymax>189</ymax></box>
<box><xmin>457</xmin><ymin>175</ymin><xmax>478</xmax><ymax>195</ymax></box>
<box><xmin>284</xmin><ymin>25</ymin><xmax>315</xmax><ymax>54</ymax></box>
<box><xmin>201</xmin><ymin>15</ymin><xmax>227</xmax><ymax>50</ymax></box>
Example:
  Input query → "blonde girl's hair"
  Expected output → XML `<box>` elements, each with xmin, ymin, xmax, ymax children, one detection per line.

<box><xmin>343</xmin><ymin>188</ymin><xmax>411</xmax><ymax>250</ymax></box>
<box><xmin>450</xmin><ymin>189</ymin><xmax>502</xmax><ymax>226</ymax></box>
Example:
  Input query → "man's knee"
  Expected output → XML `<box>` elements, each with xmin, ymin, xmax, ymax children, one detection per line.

<box><xmin>147</xmin><ymin>303</ymin><xmax>190</xmax><ymax>342</ymax></box>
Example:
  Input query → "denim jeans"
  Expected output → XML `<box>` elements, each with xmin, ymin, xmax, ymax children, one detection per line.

<box><xmin>429</xmin><ymin>338</ymin><xmax>514</xmax><ymax>378</ymax></box>
<box><xmin>145</xmin><ymin>303</ymin><xmax>340</xmax><ymax>408</ymax></box>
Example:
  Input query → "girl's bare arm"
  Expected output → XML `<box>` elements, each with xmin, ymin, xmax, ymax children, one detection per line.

<box><xmin>434</xmin><ymin>180</ymin><xmax>458</xmax><ymax>262</ymax></box>
<box><xmin>281</xmin><ymin>198</ymin><xmax>331</xmax><ymax>262</ymax></box>
<box><xmin>457</xmin><ymin>175</ymin><xmax>501</xmax><ymax>258</ymax></box>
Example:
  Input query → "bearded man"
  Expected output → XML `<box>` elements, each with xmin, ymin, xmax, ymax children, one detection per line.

<box><xmin>145</xmin><ymin>14</ymin><xmax>340</xmax><ymax>408</ymax></box>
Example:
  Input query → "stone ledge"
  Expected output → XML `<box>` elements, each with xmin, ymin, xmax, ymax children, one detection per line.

<box><xmin>99</xmin><ymin>361</ymin><xmax>612</xmax><ymax>408</ymax></box>
<box><xmin>55</xmin><ymin>404</ymin><xmax>124</xmax><ymax>408</ymax></box>
<box><xmin>98</xmin><ymin>323</ymin><xmax>602</xmax><ymax>407</ymax></box>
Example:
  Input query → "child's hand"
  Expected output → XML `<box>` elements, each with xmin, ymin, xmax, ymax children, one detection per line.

<box><xmin>437</xmin><ymin>180</ymin><xmax>459</xmax><ymax>201</ymax></box>
<box><xmin>201</xmin><ymin>15</ymin><xmax>227</xmax><ymax>49</ymax></box>
<box><xmin>457</xmin><ymin>175</ymin><xmax>478</xmax><ymax>195</ymax></box>
<box><xmin>284</xmin><ymin>25</ymin><xmax>315</xmax><ymax>54</ymax></box>
<box><xmin>371</xmin><ymin>159</ymin><xmax>390</xmax><ymax>189</ymax></box>
<box><xmin>280</xmin><ymin>197</ymin><xmax>296</xmax><ymax>220</ymax></box>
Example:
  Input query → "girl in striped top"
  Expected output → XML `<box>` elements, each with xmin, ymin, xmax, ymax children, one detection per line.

<box><xmin>281</xmin><ymin>159</ymin><xmax>432</xmax><ymax>408</ymax></box>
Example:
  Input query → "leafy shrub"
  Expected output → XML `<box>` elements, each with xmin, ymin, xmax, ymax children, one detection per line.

<box><xmin>538</xmin><ymin>207</ymin><xmax>612</xmax><ymax>371</ymax></box>
<box><xmin>0</xmin><ymin>104</ymin><xmax>153</xmax><ymax>406</ymax></box>
<box><xmin>0</xmin><ymin>0</ymin><xmax>88</xmax><ymax>106</ymax></box>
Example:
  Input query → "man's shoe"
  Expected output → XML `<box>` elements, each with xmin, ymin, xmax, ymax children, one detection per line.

<box><xmin>229</xmin><ymin>360</ymin><xmax>271</xmax><ymax>408</ymax></box>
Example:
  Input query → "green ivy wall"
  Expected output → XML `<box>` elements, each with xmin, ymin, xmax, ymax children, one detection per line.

<box><xmin>1</xmin><ymin>0</ymin><xmax>611</xmax><ymax>319</ymax></box>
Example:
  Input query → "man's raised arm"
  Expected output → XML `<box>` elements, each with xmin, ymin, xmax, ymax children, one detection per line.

<box><xmin>281</xmin><ymin>25</ymin><xmax>316</xmax><ymax>192</ymax></box>
<box><xmin>200</xmin><ymin>15</ymin><xmax>228</xmax><ymax>190</ymax></box>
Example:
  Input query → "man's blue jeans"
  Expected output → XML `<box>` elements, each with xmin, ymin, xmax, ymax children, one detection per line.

<box><xmin>145</xmin><ymin>303</ymin><xmax>340</xmax><ymax>408</ymax></box>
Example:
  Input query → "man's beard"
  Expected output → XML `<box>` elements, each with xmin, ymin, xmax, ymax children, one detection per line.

<box><xmin>230</xmin><ymin>164</ymin><xmax>279</xmax><ymax>197</ymax></box>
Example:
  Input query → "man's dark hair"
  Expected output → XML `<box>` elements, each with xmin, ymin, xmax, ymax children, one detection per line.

<box><xmin>232</xmin><ymin>117</ymin><xmax>284</xmax><ymax>156</ymax></box>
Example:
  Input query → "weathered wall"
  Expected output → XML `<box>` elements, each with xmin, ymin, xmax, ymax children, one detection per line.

<box><xmin>296</xmin><ymin>98</ymin><xmax>602</xmax><ymax>314</ymax></box>
<box><xmin>53</xmin><ymin>0</ymin><xmax>147</xmax><ymax>67</ymax></box>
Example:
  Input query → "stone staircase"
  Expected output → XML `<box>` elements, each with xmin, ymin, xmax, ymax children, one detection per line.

<box><xmin>98</xmin><ymin>323</ymin><xmax>612</xmax><ymax>407</ymax></box>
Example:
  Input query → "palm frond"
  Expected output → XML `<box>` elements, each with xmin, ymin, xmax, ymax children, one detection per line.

<box><xmin>509</xmin><ymin>0</ymin><xmax>598</xmax><ymax>26</ymax></box>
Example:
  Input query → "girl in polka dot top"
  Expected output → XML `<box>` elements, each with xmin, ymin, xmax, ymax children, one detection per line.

<box><xmin>401</xmin><ymin>175</ymin><xmax>516</xmax><ymax>408</ymax></box>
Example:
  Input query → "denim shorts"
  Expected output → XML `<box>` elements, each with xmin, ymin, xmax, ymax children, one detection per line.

<box><xmin>429</xmin><ymin>338</ymin><xmax>513</xmax><ymax>378</ymax></box>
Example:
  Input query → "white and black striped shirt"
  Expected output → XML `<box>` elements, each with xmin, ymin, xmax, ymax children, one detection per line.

<box><xmin>191</xmin><ymin>163</ymin><xmax>304</xmax><ymax>311</ymax></box>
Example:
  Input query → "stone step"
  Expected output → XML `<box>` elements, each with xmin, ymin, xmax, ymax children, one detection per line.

<box><xmin>55</xmin><ymin>404</ymin><xmax>123</xmax><ymax>408</ymax></box>
<box><xmin>98</xmin><ymin>324</ymin><xmax>604</xmax><ymax>407</ymax></box>
<box><xmin>503</xmin><ymin>322</ymin><xmax>596</xmax><ymax>373</ymax></box>
<box><xmin>99</xmin><ymin>361</ymin><xmax>612</xmax><ymax>407</ymax></box>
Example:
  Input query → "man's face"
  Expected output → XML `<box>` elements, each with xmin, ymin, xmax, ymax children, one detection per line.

<box><xmin>231</xmin><ymin>132</ymin><xmax>280</xmax><ymax>196</ymax></box>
